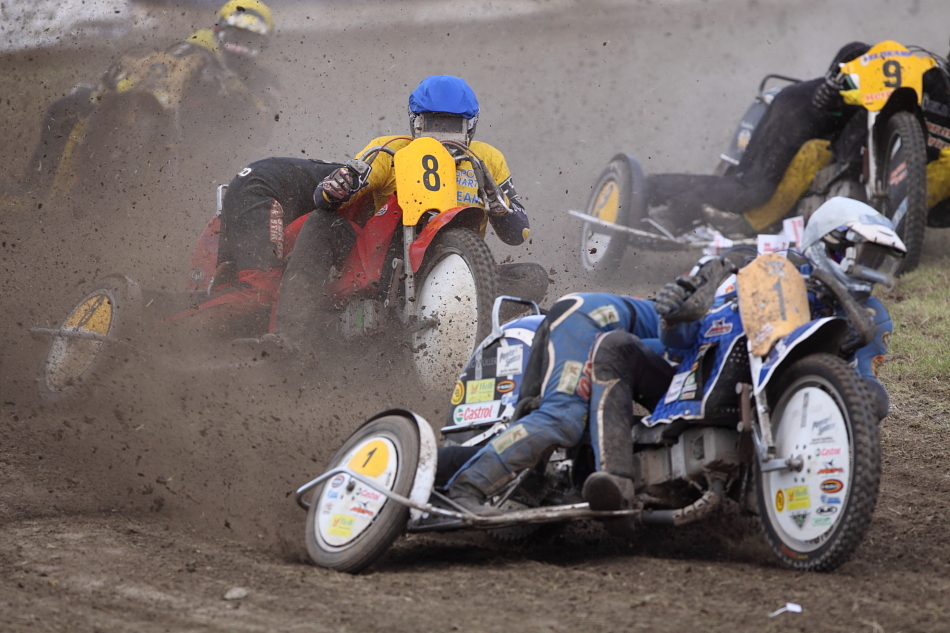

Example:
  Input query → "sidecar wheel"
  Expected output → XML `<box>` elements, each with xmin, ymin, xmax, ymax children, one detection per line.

<box><xmin>875</xmin><ymin>111</ymin><xmax>928</xmax><ymax>274</ymax></box>
<box><xmin>412</xmin><ymin>228</ymin><xmax>497</xmax><ymax>392</ymax></box>
<box><xmin>757</xmin><ymin>353</ymin><xmax>879</xmax><ymax>572</ymax></box>
<box><xmin>39</xmin><ymin>276</ymin><xmax>141</xmax><ymax>402</ymax></box>
<box><xmin>305</xmin><ymin>415</ymin><xmax>420</xmax><ymax>574</ymax></box>
<box><xmin>579</xmin><ymin>154</ymin><xmax>644</xmax><ymax>277</ymax></box>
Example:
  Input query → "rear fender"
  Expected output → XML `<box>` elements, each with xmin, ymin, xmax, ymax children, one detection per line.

<box><xmin>408</xmin><ymin>206</ymin><xmax>485</xmax><ymax>272</ymax></box>
<box><xmin>363</xmin><ymin>409</ymin><xmax>437</xmax><ymax>522</ymax></box>
<box><xmin>752</xmin><ymin>316</ymin><xmax>849</xmax><ymax>398</ymax></box>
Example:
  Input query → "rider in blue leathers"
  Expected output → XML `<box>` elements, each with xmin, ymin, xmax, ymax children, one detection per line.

<box><xmin>445</xmin><ymin>293</ymin><xmax>671</xmax><ymax>514</ymax></box>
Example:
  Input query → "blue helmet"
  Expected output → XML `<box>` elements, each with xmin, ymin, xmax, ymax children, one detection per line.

<box><xmin>408</xmin><ymin>75</ymin><xmax>479</xmax><ymax>142</ymax></box>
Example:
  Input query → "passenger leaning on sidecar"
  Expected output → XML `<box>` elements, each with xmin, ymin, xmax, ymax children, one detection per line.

<box><xmin>20</xmin><ymin>0</ymin><xmax>279</xmax><ymax>200</ymax></box>
<box><xmin>589</xmin><ymin>197</ymin><xmax>905</xmax><ymax>511</ymax></box>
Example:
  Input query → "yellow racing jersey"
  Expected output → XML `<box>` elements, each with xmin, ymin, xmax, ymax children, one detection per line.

<box><xmin>348</xmin><ymin>136</ymin><xmax>513</xmax><ymax>217</ymax></box>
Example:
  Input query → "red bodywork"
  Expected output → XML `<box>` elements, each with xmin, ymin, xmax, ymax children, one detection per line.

<box><xmin>185</xmin><ymin>193</ymin><xmax>483</xmax><ymax>318</ymax></box>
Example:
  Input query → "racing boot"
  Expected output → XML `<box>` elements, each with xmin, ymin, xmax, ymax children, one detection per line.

<box><xmin>701</xmin><ymin>204</ymin><xmax>755</xmax><ymax>238</ymax></box>
<box><xmin>582</xmin><ymin>472</ymin><xmax>637</xmax><ymax>512</ymax></box>
<box><xmin>447</xmin><ymin>481</ymin><xmax>502</xmax><ymax>517</ymax></box>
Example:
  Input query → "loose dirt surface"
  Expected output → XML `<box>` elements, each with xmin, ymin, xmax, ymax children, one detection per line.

<box><xmin>3</xmin><ymin>1</ymin><xmax>950</xmax><ymax>631</ymax></box>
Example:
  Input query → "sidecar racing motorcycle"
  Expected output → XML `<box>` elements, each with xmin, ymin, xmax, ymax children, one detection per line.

<box><xmin>295</xmin><ymin>253</ymin><xmax>881</xmax><ymax>574</ymax></box>
<box><xmin>573</xmin><ymin>40</ymin><xmax>942</xmax><ymax>275</ymax></box>
<box><xmin>31</xmin><ymin>136</ymin><xmax>548</xmax><ymax>400</ymax></box>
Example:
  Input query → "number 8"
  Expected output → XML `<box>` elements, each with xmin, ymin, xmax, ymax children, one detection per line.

<box><xmin>422</xmin><ymin>154</ymin><xmax>440</xmax><ymax>191</ymax></box>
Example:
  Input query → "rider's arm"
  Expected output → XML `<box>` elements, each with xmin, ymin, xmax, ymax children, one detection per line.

<box><xmin>659</xmin><ymin>320</ymin><xmax>701</xmax><ymax>351</ymax></box>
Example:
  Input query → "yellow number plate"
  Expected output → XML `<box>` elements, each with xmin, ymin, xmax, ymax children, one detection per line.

<box><xmin>737</xmin><ymin>254</ymin><xmax>809</xmax><ymax>357</ymax></box>
<box><xmin>394</xmin><ymin>137</ymin><xmax>458</xmax><ymax>226</ymax></box>
<box><xmin>840</xmin><ymin>40</ymin><xmax>936</xmax><ymax>111</ymax></box>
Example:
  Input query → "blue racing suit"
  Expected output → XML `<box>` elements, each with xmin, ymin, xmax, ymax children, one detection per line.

<box><xmin>447</xmin><ymin>293</ymin><xmax>667</xmax><ymax>498</ymax></box>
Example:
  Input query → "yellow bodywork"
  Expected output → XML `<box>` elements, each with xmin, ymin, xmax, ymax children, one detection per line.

<box><xmin>64</xmin><ymin>292</ymin><xmax>114</xmax><ymax>335</ymax></box>
<box><xmin>394</xmin><ymin>137</ymin><xmax>459</xmax><ymax>226</ymax></box>
<box><xmin>840</xmin><ymin>40</ymin><xmax>935</xmax><ymax>111</ymax></box>
<box><xmin>742</xmin><ymin>139</ymin><xmax>832</xmax><ymax>232</ymax></box>
<box><xmin>591</xmin><ymin>178</ymin><xmax>621</xmax><ymax>224</ymax></box>
<box><xmin>737</xmin><ymin>254</ymin><xmax>809</xmax><ymax>357</ymax></box>
<box><xmin>927</xmin><ymin>147</ymin><xmax>950</xmax><ymax>210</ymax></box>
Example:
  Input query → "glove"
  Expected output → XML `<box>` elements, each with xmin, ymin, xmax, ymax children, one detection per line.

<box><xmin>656</xmin><ymin>257</ymin><xmax>735</xmax><ymax>324</ymax></box>
<box><xmin>486</xmin><ymin>192</ymin><xmax>511</xmax><ymax>217</ymax></box>
<box><xmin>812</xmin><ymin>71</ymin><xmax>845</xmax><ymax>111</ymax></box>
<box><xmin>838</xmin><ymin>323</ymin><xmax>863</xmax><ymax>357</ymax></box>
<box><xmin>317</xmin><ymin>159</ymin><xmax>371</xmax><ymax>206</ymax></box>
<box><xmin>654</xmin><ymin>276</ymin><xmax>700</xmax><ymax>320</ymax></box>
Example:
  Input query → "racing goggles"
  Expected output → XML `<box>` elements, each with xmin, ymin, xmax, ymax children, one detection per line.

<box><xmin>217</xmin><ymin>26</ymin><xmax>267</xmax><ymax>58</ymax></box>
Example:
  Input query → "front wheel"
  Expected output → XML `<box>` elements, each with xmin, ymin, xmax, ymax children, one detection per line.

<box><xmin>39</xmin><ymin>275</ymin><xmax>141</xmax><ymax>401</ymax></box>
<box><xmin>579</xmin><ymin>154</ymin><xmax>645</xmax><ymax>276</ymax></box>
<box><xmin>412</xmin><ymin>228</ymin><xmax>497</xmax><ymax>392</ymax></box>
<box><xmin>305</xmin><ymin>415</ymin><xmax>420</xmax><ymax>573</ymax></box>
<box><xmin>757</xmin><ymin>353</ymin><xmax>880</xmax><ymax>571</ymax></box>
<box><xmin>875</xmin><ymin>111</ymin><xmax>928</xmax><ymax>274</ymax></box>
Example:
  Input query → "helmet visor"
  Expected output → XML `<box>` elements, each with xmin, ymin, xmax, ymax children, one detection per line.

<box><xmin>852</xmin><ymin>241</ymin><xmax>904</xmax><ymax>278</ymax></box>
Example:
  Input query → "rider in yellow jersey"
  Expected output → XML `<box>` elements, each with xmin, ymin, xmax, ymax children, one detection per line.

<box><xmin>18</xmin><ymin>0</ymin><xmax>278</xmax><ymax>201</ymax></box>
<box><xmin>271</xmin><ymin>75</ymin><xmax>530</xmax><ymax>349</ymax></box>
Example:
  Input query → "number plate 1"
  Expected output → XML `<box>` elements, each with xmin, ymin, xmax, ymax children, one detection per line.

<box><xmin>737</xmin><ymin>254</ymin><xmax>809</xmax><ymax>357</ymax></box>
<box><xmin>394</xmin><ymin>137</ymin><xmax>458</xmax><ymax>226</ymax></box>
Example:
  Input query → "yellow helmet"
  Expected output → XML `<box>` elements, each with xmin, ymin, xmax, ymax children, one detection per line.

<box><xmin>216</xmin><ymin>1</ymin><xmax>273</xmax><ymax>34</ymax></box>
<box><xmin>214</xmin><ymin>1</ymin><xmax>273</xmax><ymax>58</ymax></box>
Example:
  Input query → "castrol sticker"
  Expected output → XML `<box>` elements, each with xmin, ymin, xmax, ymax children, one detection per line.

<box><xmin>453</xmin><ymin>401</ymin><xmax>502</xmax><ymax>425</ymax></box>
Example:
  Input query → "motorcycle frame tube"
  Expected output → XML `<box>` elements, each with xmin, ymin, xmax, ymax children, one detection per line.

<box><xmin>402</xmin><ymin>224</ymin><xmax>417</xmax><ymax>317</ymax></box>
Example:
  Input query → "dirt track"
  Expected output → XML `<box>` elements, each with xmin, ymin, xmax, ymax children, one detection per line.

<box><xmin>3</xmin><ymin>0</ymin><xmax>950</xmax><ymax>631</ymax></box>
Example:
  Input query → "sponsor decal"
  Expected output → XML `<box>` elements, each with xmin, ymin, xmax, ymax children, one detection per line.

<box><xmin>327</xmin><ymin>491</ymin><xmax>339</xmax><ymax>499</ymax></box>
<box><xmin>496</xmin><ymin>345</ymin><xmax>524</xmax><ymax>376</ymax></box>
<box><xmin>349</xmin><ymin>506</ymin><xmax>375</xmax><ymax>516</ymax></box>
<box><xmin>374</xmin><ymin>203</ymin><xmax>389</xmax><ymax>217</ymax></box>
<box><xmin>703</xmin><ymin>317</ymin><xmax>734</xmax><ymax>338</ymax></box>
<box><xmin>577</xmin><ymin>360</ymin><xmax>592</xmax><ymax>401</ymax></box>
<box><xmin>820</xmin><ymin>495</ymin><xmax>842</xmax><ymax>505</ymax></box>
<box><xmin>465</xmin><ymin>378</ymin><xmax>496</xmax><ymax>403</ymax></box>
<box><xmin>189</xmin><ymin>267</ymin><xmax>205</xmax><ymax>284</ymax></box>
<box><xmin>450</xmin><ymin>381</ymin><xmax>465</xmax><ymax>405</ymax></box>
<box><xmin>814</xmin><ymin>446</ymin><xmax>842</xmax><ymax>457</ymax></box>
<box><xmin>453</xmin><ymin>401</ymin><xmax>502</xmax><ymax>424</ymax></box>
<box><xmin>860</xmin><ymin>49</ymin><xmax>913</xmax><ymax>65</ymax></box>
<box><xmin>752</xmin><ymin>322</ymin><xmax>776</xmax><ymax>348</ymax></box>
<box><xmin>496</xmin><ymin>380</ymin><xmax>515</xmax><ymax>394</ymax></box>
<box><xmin>490</xmin><ymin>423</ymin><xmax>528</xmax><ymax>454</ymax></box>
<box><xmin>816</xmin><ymin>505</ymin><xmax>838</xmax><ymax>516</ymax></box>
<box><xmin>786</xmin><ymin>486</ymin><xmax>811</xmax><ymax>511</ymax></box>
<box><xmin>812</xmin><ymin>516</ymin><xmax>833</xmax><ymax>528</ymax></box>
<box><xmin>790</xmin><ymin>510</ymin><xmax>809</xmax><ymax>529</ymax></box>
<box><xmin>358</xmin><ymin>488</ymin><xmax>381</xmax><ymax>502</ymax></box>
<box><xmin>811</xmin><ymin>417</ymin><xmax>834</xmax><ymax>436</ymax></box>
<box><xmin>555</xmin><ymin>361</ymin><xmax>584</xmax><ymax>394</ymax></box>
<box><xmin>820</xmin><ymin>479</ymin><xmax>844</xmax><ymax>493</ymax></box>
<box><xmin>864</xmin><ymin>89</ymin><xmax>895</xmax><ymax>105</ymax></box>
<box><xmin>889</xmin><ymin>161</ymin><xmax>908</xmax><ymax>187</ymax></box>
<box><xmin>665</xmin><ymin>371</ymin><xmax>689</xmax><ymax>404</ymax></box>
<box><xmin>817</xmin><ymin>459</ymin><xmax>844</xmax><ymax>475</ymax></box>
<box><xmin>775</xmin><ymin>489</ymin><xmax>785</xmax><ymax>513</ymax></box>
<box><xmin>330</xmin><ymin>475</ymin><xmax>345</xmax><ymax>488</ymax></box>
<box><xmin>589</xmin><ymin>305</ymin><xmax>620</xmax><ymax>327</ymax></box>
<box><xmin>237</xmin><ymin>166</ymin><xmax>252</xmax><ymax>177</ymax></box>
<box><xmin>871</xmin><ymin>355</ymin><xmax>885</xmax><ymax>377</ymax></box>
<box><xmin>268</xmin><ymin>199</ymin><xmax>285</xmax><ymax>260</ymax></box>
<box><xmin>327</xmin><ymin>514</ymin><xmax>355</xmax><ymax>538</ymax></box>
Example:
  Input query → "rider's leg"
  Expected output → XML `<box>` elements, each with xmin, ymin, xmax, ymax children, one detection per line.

<box><xmin>584</xmin><ymin>331</ymin><xmax>676</xmax><ymax>510</ymax></box>
<box><xmin>22</xmin><ymin>85</ymin><xmax>97</xmax><ymax>196</ymax></box>
<box><xmin>271</xmin><ymin>208</ymin><xmax>357</xmax><ymax>350</ymax></box>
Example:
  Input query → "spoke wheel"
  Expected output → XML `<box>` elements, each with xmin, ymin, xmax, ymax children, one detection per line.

<box><xmin>412</xmin><ymin>228</ymin><xmax>497</xmax><ymax>392</ymax></box>
<box><xmin>875</xmin><ymin>111</ymin><xmax>928</xmax><ymax>274</ymax></box>
<box><xmin>757</xmin><ymin>353</ymin><xmax>879</xmax><ymax>571</ymax></box>
<box><xmin>305</xmin><ymin>415</ymin><xmax>420</xmax><ymax>573</ymax></box>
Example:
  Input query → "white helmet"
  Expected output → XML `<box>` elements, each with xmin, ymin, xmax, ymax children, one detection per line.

<box><xmin>801</xmin><ymin>197</ymin><xmax>906</xmax><ymax>296</ymax></box>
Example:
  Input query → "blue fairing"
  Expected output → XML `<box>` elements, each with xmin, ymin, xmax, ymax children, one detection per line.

<box><xmin>755</xmin><ymin>316</ymin><xmax>848</xmax><ymax>389</ymax></box>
